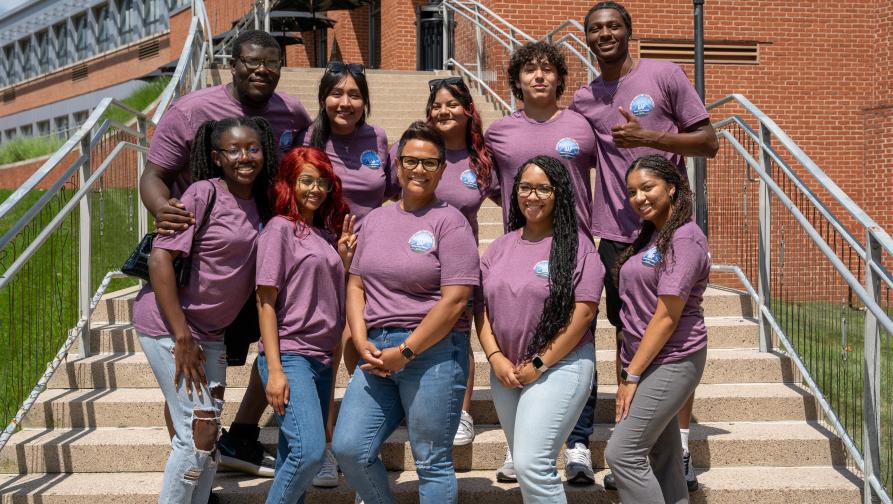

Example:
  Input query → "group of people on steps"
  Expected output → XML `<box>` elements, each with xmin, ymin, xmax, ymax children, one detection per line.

<box><xmin>135</xmin><ymin>1</ymin><xmax>719</xmax><ymax>503</ymax></box>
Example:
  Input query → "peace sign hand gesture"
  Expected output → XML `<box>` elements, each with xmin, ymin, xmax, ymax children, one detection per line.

<box><xmin>611</xmin><ymin>106</ymin><xmax>653</xmax><ymax>149</ymax></box>
<box><xmin>337</xmin><ymin>214</ymin><xmax>358</xmax><ymax>269</ymax></box>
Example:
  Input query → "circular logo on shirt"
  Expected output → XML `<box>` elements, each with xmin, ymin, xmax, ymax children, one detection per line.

<box><xmin>460</xmin><ymin>169</ymin><xmax>479</xmax><ymax>189</ymax></box>
<box><xmin>641</xmin><ymin>246</ymin><xmax>663</xmax><ymax>267</ymax></box>
<box><xmin>555</xmin><ymin>137</ymin><xmax>580</xmax><ymax>159</ymax></box>
<box><xmin>360</xmin><ymin>150</ymin><xmax>382</xmax><ymax>169</ymax></box>
<box><xmin>630</xmin><ymin>94</ymin><xmax>655</xmax><ymax>117</ymax></box>
<box><xmin>534</xmin><ymin>260</ymin><xmax>550</xmax><ymax>279</ymax></box>
<box><xmin>279</xmin><ymin>130</ymin><xmax>293</xmax><ymax>148</ymax></box>
<box><xmin>408</xmin><ymin>230</ymin><xmax>436</xmax><ymax>253</ymax></box>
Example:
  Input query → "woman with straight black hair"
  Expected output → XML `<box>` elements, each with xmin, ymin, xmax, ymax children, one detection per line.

<box><xmin>478</xmin><ymin>155</ymin><xmax>605</xmax><ymax>503</ymax></box>
<box><xmin>604</xmin><ymin>155</ymin><xmax>710</xmax><ymax>504</ymax></box>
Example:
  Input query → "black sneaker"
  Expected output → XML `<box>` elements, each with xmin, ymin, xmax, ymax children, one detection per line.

<box><xmin>603</xmin><ymin>472</ymin><xmax>617</xmax><ymax>490</ymax></box>
<box><xmin>207</xmin><ymin>491</ymin><xmax>220</xmax><ymax>504</ymax></box>
<box><xmin>683</xmin><ymin>450</ymin><xmax>699</xmax><ymax>492</ymax></box>
<box><xmin>217</xmin><ymin>428</ymin><xmax>276</xmax><ymax>477</ymax></box>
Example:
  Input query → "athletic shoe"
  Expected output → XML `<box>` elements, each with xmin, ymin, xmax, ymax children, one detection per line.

<box><xmin>207</xmin><ymin>491</ymin><xmax>220</xmax><ymax>504</ymax></box>
<box><xmin>217</xmin><ymin>428</ymin><xmax>276</xmax><ymax>477</ymax></box>
<box><xmin>453</xmin><ymin>410</ymin><xmax>475</xmax><ymax>446</ymax></box>
<box><xmin>495</xmin><ymin>449</ymin><xmax>517</xmax><ymax>482</ymax></box>
<box><xmin>312</xmin><ymin>447</ymin><xmax>339</xmax><ymax>487</ymax></box>
<box><xmin>683</xmin><ymin>450</ymin><xmax>699</xmax><ymax>492</ymax></box>
<box><xmin>564</xmin><ymin>442</ymin><xmax>595</xmax><ymax>484</ymax></box>
<box><xmin>354</xmin><ymin>494</ymin><xmax>364</xmax><ymax>504</ymax></box>
<box><xmin>603</xmin><ymin>471</ymin><xmax>617</xmax><ymax>490</ymax></box>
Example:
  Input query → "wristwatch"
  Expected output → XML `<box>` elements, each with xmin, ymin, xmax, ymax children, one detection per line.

<box><xmin>398</xmin><ymin>342</ymin><xmax>416</xmax><ymax>361</ymax></box>
<box><xmin>531</xmin><ymin>354</ymin><xmax>549</xmax><ymax>373</ymax></box>
<box><xmin>620</xmin><ymin>368</ymin><xmax>641</xmax><ymax>383</ymax></box>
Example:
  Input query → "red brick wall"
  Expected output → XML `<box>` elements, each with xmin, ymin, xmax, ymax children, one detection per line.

<box><xmin>380</xmin><ymin>0</ymin><xmax>428</xmax><ymax>70</ymax></box>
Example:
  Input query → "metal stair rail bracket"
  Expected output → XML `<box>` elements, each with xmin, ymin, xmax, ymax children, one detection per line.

<box><xmin>0</xmin><ymin>0</ymin><xmax>214</xmax><ymax>453</ymax></box>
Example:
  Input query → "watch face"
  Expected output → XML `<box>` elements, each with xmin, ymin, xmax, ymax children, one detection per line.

<box><xmin>532</xmin><ymin>356</ymin><xmax>544</xmax><ymax>368</ymax></box>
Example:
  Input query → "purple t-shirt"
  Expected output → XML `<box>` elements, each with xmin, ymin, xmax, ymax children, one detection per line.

<box><xmin>388</xmin><ymin>144</ymin><xmax>500</xmax><ymax>242</ymax></box>
<box><xmin>148</xmin><ymin>84</ymin><xmax>311</xmax><ymax>197</ymax></box>
<box><xmin>349</xmin><ymin>201</ymin><xmax>480</xmax><ymax>332</ymax></box>
<box><xmin>133</xmin><ymin>178</ymin><xmax>262</xmax><ymax>342</ymax></box>
<box><xmin>569</xmin><ymin>59</ymin><xmax>710</xmax><ymax>243</ymax></box>
<box><xmin>481</xmin><ymin>230</ymin><xmax>605</xmax><ymax>365</ymax></box>
<box><xmin>296</xmin><ymin>124</ymin><xmax>396</xmax><ymax>232</ymax></box>
<box><xmin>484</xmin><ymin>109</ymin><xmax>596</xmax><ymax>237</ymax></box>
<box><xmin>255</xmin><ymin>216</ymin><xmax>344</xmax><ymax>366</ymax></box>
<box><xmin>619</xmin><ymin>220</ymin><xmax>711</xmax><ymax>365</ymax></box>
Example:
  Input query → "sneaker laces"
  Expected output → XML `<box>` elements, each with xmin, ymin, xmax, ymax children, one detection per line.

<box><xmin>318</xmin><ymin>449</ymin><xmax>338</xmax><ymax>477</ymax></box>
<box><xmin>566</xmin><ymin>443</ymin><xmax>592</xmax><ymax>466</ymax></box>
<box><xmin>458</xmin><ymin>411</ymin><xmax>473</xmax><ymax>431</ymax></box>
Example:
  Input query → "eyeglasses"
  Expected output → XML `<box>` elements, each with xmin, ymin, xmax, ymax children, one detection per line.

<box><xmin>428</xmin><ymin>76</ymin><xmax>467</xmax><ymax>91</ymax></box>
<box><xmin>297</xmin><ymin>175</ymin><xmax>334</xmax><ymax>193</ymax></box>
<box><xmin>235</xmin><ymin>57</ymin><xmax>283</xmax><ymax>72</ymax></box>
<box><xmin>399</xmin><ymin>156</ymin><xmax>442</xmax><ymax>172</ymax></box>
<box><xmin>327</xmin><ymin>61</ymin><xmax>365</xmax><ymax>75</ymax></box>
<box><xmin>517</xmin><ymin>183</ymin><xmax>555</xmax><ymax>199</ymax></box>
<box><xmin>216</xmin><ymin>146</ymin><xmax>263</xmax><ymax>160</ymax></box>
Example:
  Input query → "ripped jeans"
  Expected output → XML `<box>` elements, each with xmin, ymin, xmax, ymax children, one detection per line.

<box><xmin>138</xmin><ymin>333</ymin><xmax>227</xmax><ymax>504</ymax></box>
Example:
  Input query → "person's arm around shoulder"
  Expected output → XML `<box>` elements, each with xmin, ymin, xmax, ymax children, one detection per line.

<box><xmin>140</xmin><ymin>162</ymin><xmax>194</xmax><ymax>235</ymax></box>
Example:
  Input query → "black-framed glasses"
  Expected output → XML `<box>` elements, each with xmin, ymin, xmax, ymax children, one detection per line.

<box><xmin>517</xmin><ymin>183</ymin><xmax>555</xmax><ymax>199</ymax></box>
<box><xmin>216</xmin><ymin>146</ymin><xmax>263</xmax><ymax>160</ymax></box>
<box><xmin>327</xmin><ymin>61</ymin><xmax>365</xmax><ymax>75</ymax></box>
<box><xmin>399</xmin><ymin>156</ymin><xmax>442</xmax><ymax>172</ymax></box>
<box><xmin>235</xmin><ymin>56</ymin><xmax>283</xmax><ymax>72</ymax></box>
<box><xmin>297</xmin><ymin>175</ymin><xmax>334</xmax><ymax>193</ymax></box>
<box><xmin>428</xmin><ymin>76</ymin><xmax>466</xmax><ymax>91</ymax></box>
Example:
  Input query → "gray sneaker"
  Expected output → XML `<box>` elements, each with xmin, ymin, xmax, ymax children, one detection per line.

<box><xmin>564</xmin><ymin>442</ymin><xmax>595</xmax><ymax>484</ymax></box>
<box><xmin>683</xmin><ymin>450</ymin><xmax>699</xmax><ymax>492</ymax></box>
<box><xmin>495</xmin><ymin>449</ymin><xmax>516</xmax><ymax>482</ymax></box>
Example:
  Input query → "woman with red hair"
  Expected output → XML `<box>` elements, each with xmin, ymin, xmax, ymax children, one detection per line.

<box><xmin>254</xmin><ymin>146</ymin><xmax>356</xmax><ymax>504</ymax></box>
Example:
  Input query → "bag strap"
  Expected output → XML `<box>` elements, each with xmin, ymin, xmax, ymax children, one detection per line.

<box><xmin>188</xmin><ymin>179</ymin><xmax>217</xmax><ymax>254</ymax></box>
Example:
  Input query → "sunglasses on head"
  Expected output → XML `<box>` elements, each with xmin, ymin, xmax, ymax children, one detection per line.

<box><xmin>327</xmin><ymin>62</ymin><xmax>365</xmax><ymax>75</ymax></box>
<box><xmin>428</xmin><ymin>76</ymin><xmax>467</xmax><ymax>91</ymax></box>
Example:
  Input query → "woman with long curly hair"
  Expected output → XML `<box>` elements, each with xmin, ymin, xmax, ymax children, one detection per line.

<box><xmin>254</xmin><ymin>146</ymin><xmax>357</xmax><ymax>503</ymax></box>
<box><xmin>604</xmin><ymin>155</ymin><xmax>710</xmax><ymax>504</ymax></box>
<box><xmin>478</xmin><ymin>155</ymin><xmax>605</xmax><ymax>503</ymax></box>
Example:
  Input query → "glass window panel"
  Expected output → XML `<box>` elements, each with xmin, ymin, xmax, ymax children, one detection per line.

<box><xmin>36</xmin><ymin>31</ymin><xmax>49</xmax><ymax>74</ymax></box>
<box><xmin>117</xmin><ymin>0</ymin><xmax>136</xmax><ymax>43</ymax></box>
<box><xmin>18</xmin><ymin>39</ymin><xmax>32</xmax><ymax>79</ymax></box>
<box><xmin>37</xmin><ymin>120</ymin><xmax>51</xmax><ymax>136</ymax></box>
<box><xmin>94</xmin><ymin>6</ymin><xmax>111</xmax><ymax>52</ymax></box>
<box><xmin>54</xmin><ymin>116</ymin><xmax>70</xmax><ymax>138</ymax></box>
<box><xmin>74</xmin><ymin>15</ymin><xmax>88</xmax><ymax>60</ymax></box>
<box><xmin>53</xmin><ymin>23</ymin><xmax>69</xmax><ymax>67</ymax></box>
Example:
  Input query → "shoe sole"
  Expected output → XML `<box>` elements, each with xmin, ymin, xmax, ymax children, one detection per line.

<box><xmin>496</xmin><ymin>473</ymin><xmax>517</xmax><ymax>483</ymax></box>
<box><xmin>218</xmin><ymin>455</ymin><xmax>275</xmax><ymax>477</ymax></box>
<box><xmin>453</xmin><ymin>435</ymin><xmax>475</xmax><ymax>446</ymax></box>
<box><xmin>566</xmin><ymin>470</ymin><xmax>596</xmax><ymax>485</ymax></box>
<box><xmin>312</xmin><ymin>478</ymin><xmax>339</xmax><ymax>488</ymax></box>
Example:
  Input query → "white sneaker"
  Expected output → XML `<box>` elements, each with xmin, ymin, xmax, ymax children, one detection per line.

<box><xmin>564</xmin><ymin>442</ymin><xmax>595</xmax><ymax>484</ymax></box>
<box><xmin>312</xmin><ymin>447</ymin><xmax>339</xmax><ymax>488</ymax></box>
<box><xmin>495</xmin><ymin>448</ymin><xmax>516</xmax><ymax>482</ymax></box>
<box><xmin>453</xmin><ymin>410</ymin><xmax>475</xmax><ymax>446</ymax></box>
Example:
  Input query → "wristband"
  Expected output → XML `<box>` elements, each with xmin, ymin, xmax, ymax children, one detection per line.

<box><xmin>486</xmin><ymin>350</ymin><xmax>503</xmax><ymax>361</ymax></box>
<box><xmin>620</xmin><ymin>368</ymin><xmax>641</xmax><ymax>383</ymax></box>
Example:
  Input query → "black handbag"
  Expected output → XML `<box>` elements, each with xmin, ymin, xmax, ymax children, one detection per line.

<box><xmin>224</xmin><ymin>291</ymin><xmax>260</xmax><ymax>366</ymax></box>
<box><xmin>121</xmin><ymin>186</ymin><xmax>216</xmax><ymax>286</ymax></box>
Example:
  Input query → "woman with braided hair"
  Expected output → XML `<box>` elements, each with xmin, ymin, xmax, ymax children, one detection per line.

<box><xmin>478</xmin><ymin>155</ymin><xmax>605</xmax><ymax>503</ymax></box>
<box><xmin>132</xmin><ymin>116</ymin><xmax>276</xmax><ymax>503</ymax></box>
<box><xmin>604</xmin><ymin>154</ymin><xmax>710</xmax><ymax>504</ymax></box>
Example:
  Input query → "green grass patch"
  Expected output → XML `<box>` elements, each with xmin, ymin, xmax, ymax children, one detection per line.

<box><xmin>101</xmin><ymin>77</ymin><xmax>171</xmax><ymax>125</ymax></box>
<box><xmin>0</xmin><ymin>136</ymin><xmax>65</xmax><ymax>165</ymax></box>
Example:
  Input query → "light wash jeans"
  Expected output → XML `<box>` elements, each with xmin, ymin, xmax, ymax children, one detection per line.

<box><xmin>257</xmin><ymin>352</ymin><xmax>332</xmax><ymax>504</ymax></box>
<box><xmin>332</xmin><ymin>328</ymin><xmax>469</xmax><ymax>504</ymax></box>
<box><xmin>138</xmin><ymin>333</ymin><xmax>227</xmax><ymax>504</ymax></box>
<box><xmin>490</xmin><ymin>345</ymin><xmax>595</xmax><ymax>504</ymax></box>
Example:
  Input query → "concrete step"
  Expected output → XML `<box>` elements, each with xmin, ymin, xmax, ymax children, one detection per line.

<box><xmin>86</xmin><ymin>316</ymin><xmax>758</xmax><ymax>354</ymax></box>
<box><xmin>46</xmin><ymin>348</ymin><xmax>792</xmax><ymax>390</ymax></box>
<box><xmin>0</xmin><ymin>466</ymin><xmax>862</xmax><ymax>503</ymax></box>
<box><xmin>0</xmin><ymin>421</ymin><xmax>845</xmax><ymax>474</ymax></box>
<box><xmin>23</xmin><ymin>382</ymin><xmax>816</xmax><ymax>430</ymax></box>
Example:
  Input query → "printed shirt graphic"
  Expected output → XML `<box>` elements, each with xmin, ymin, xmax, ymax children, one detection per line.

<box><xmin>350</xmin><ymin>201</ymin><xmax>480</xmax><ymax>332</ymax></box>
<box><xmin>618</xmin><ymin>221</ymin><xmax>711</xmax><ymax>365</ymax></box>
<box><xmin>569</xmin><ymin>59</ymin><xmax>710</xmax><ymax>243</ymax></box>
<box><xmin>481</xmin><ymin>230</ymin><xmax>605</xmax><ymax>365</ymax></box>
<box><xmin>484</xmin><ymin>109</ymin><xmax>596</xmax><ymax>238</ymax></box>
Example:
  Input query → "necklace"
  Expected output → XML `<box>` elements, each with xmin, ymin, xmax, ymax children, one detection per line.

<box><xmin>599</xmin><ymin>58</ymin><xmax>636</xmax><ymax>105</ymax></box>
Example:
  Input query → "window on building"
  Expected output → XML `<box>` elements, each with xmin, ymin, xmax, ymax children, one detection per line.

<box><xmin>20</xmin><ymin>124</ymin><xmax>33</xmax><ymax>137</ymax></box>
<box><xmin>37</xmin><ymin>120</ymin><xmax>51</xmax><ymax>136</ymax></box>
<box><xmin>54</xmin><ymin>116</ymin><xmax>70</xmax><ymax>137</ymax></box>
<box><xmin>166</xmin><ymin>0</ymin><xmax>189</xmax><ymax>12</ymax></box>
<box><xmin>0</xmin><ymin>45</ymin><xmax>13</xmax><ymax>86</ymax></box>
<box><xmin>36</xmin><ymin>31</ymin><xmax>49</xmax><ymax>75</ymax></box>
<box><xmin>54</xmin><ymin>23</ymin><xmax>70</xmax><ymax>67</ymax></box>
<box><xmin>144</xmin><ymin>0</ymin><xmax>167</xmax><ymax>33</ymax></box>
<box><xmin>117</xmin><ymin>0</ymin><xmax>137</xmax><ymax>44</ymax></box>
<box><xmin>18</xmin><ymin>38</ymin><xmax>32</xmax><ymax>79</ymax></box>
<box><xmin>73</xmin><ymin>14</ymin><xmax>89</xmax><ymax>60</ymax></box>
<box><xmin>73</xmin><ymin>110</ymin><xmax>90</xmax><ymax>127</ymax></box>
<box><xmin>94</xmin><ymin>5</ymin><xmax>112</xmax><ymax>53</ymax></box>
<box><xmin>4</xmin><ymin>129</ymin><xmax>17</xmax><ymax>141</ymax></box>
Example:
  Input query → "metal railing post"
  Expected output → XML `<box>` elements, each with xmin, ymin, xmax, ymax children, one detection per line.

<box><xmin>442</xmin><ymin>2</ymin><xmax>449</xmax><ymax>70</ymax></box>
<box><xmin>75</xmin><ymin>136</ymin><xmax>93</xmax><ymax>359</ymax></box>
<box><xmin>136</xmin><ymin>117</ymin><xmax>149</xmax><ymax>239</ymax></box>
<box><xmin>862</xmin><ymin>231</ymin><xmax>883</xmax><ymax>504</ymax></box>
<box><xmin>474</xmin><ymin>4</ymin><xmax>484</xmax><ymax>80</ymax></box>
<box><xmin>263</xmin><ymin>0</ymin><xmax>270</xmax><ymax>32</ymax></box>
<box><xmin>756</xmin><ymin>123</ymin><xmax>772</xmax><ymax>352</ymax></box>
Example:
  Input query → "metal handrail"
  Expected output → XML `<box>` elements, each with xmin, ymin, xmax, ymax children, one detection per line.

<box><xmin>446</xmin><ymin>58</ymin><xmax>512</xmax><ymax>112</ymax></box>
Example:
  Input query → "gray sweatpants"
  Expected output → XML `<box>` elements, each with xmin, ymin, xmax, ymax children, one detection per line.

<box><xmin>604</xmin><ymin>347</ymin><xmax>707</xmax><ymax>504</ymax></box>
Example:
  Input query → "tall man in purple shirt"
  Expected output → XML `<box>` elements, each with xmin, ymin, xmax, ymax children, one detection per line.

<box><xmin>568</xmin><ymin>1</ymin><xmax>718</xmax><ymax>491</ymax></box>
<box><xmin>139</xmin><ymin>30</ymin><xmax>312</xmax><ymax>482</ymax></box>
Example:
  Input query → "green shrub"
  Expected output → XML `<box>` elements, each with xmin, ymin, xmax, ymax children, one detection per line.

<box><xmin>0</xmin><ymin>135</ymin><xmax>65</xmax><ymax>165</ymax></box>
<box><xmin>102</xmin><ymin>76</ymin><xmax>171</xmax><ymax>125</ymax></box>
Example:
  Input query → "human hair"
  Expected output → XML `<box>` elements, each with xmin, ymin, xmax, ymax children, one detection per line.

<box><xmin>396</xmin><ymin>120</ymin><xmax>446</xmax><ymax>162</ymax></box>
<box><xmin>583</xmin><ymin>1</ymin><xmax>633</xmax><ymax>37</ymax></box>
<box><xmin>190</xmin><ymin>116</ymin><xmax>277</xmax><ymax>222</ymax></box>
<box><xmin>425</xmin><ymin>79</ymin><xmax>494</xmax><ymax>189</ymax></box>
<box><xmin>613</xmin><ymin>155</ymin><xmax>694</xmax><ymax>284</ymax></box>
<box><xmin>507</xmin><ymin>41</ymin><xmax>568</xmax><ymax>102</ymax></box>
<box><xmin>506</xmin><ymin>155</ymin><xmax>579</xmax><ymax>361</ymax></box>
<box><xmin>232</xmin><ymin>30</ymin><xmax>282</xmax><ymax>60</ymax></box>
<box><xmin>271</xmin><ymin>146</ymin><xmax>350</xmax><ymax>237</ymax></box>
<box><xmin>309</xmin><ymin>63</ymin><xmax>371</xmax><ymax>148</ymax></box>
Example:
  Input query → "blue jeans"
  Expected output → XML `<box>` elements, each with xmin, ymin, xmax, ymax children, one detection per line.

<box><xmin>567</xmin><ymin>339</ymin><xmax>598</xmax><ymax>448</ymax></box>
<box><xmin>332</xmin><ymin>329</ymin><xmax>469</xmax><ymax>504</ymax></box>
<box><xmin>490</xmin><ymin>345</ymin><xmax>595</xmax><ymax>504</ymax></box>
<box><xmin>257</xmin><ymin>353</ymin><xmax>332</xmax><ymax>504</ymax></box>
<box><xmin>138</xmin><ymin>334</ymin><xmax>227</xmax><ymax>504</ymax></box>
